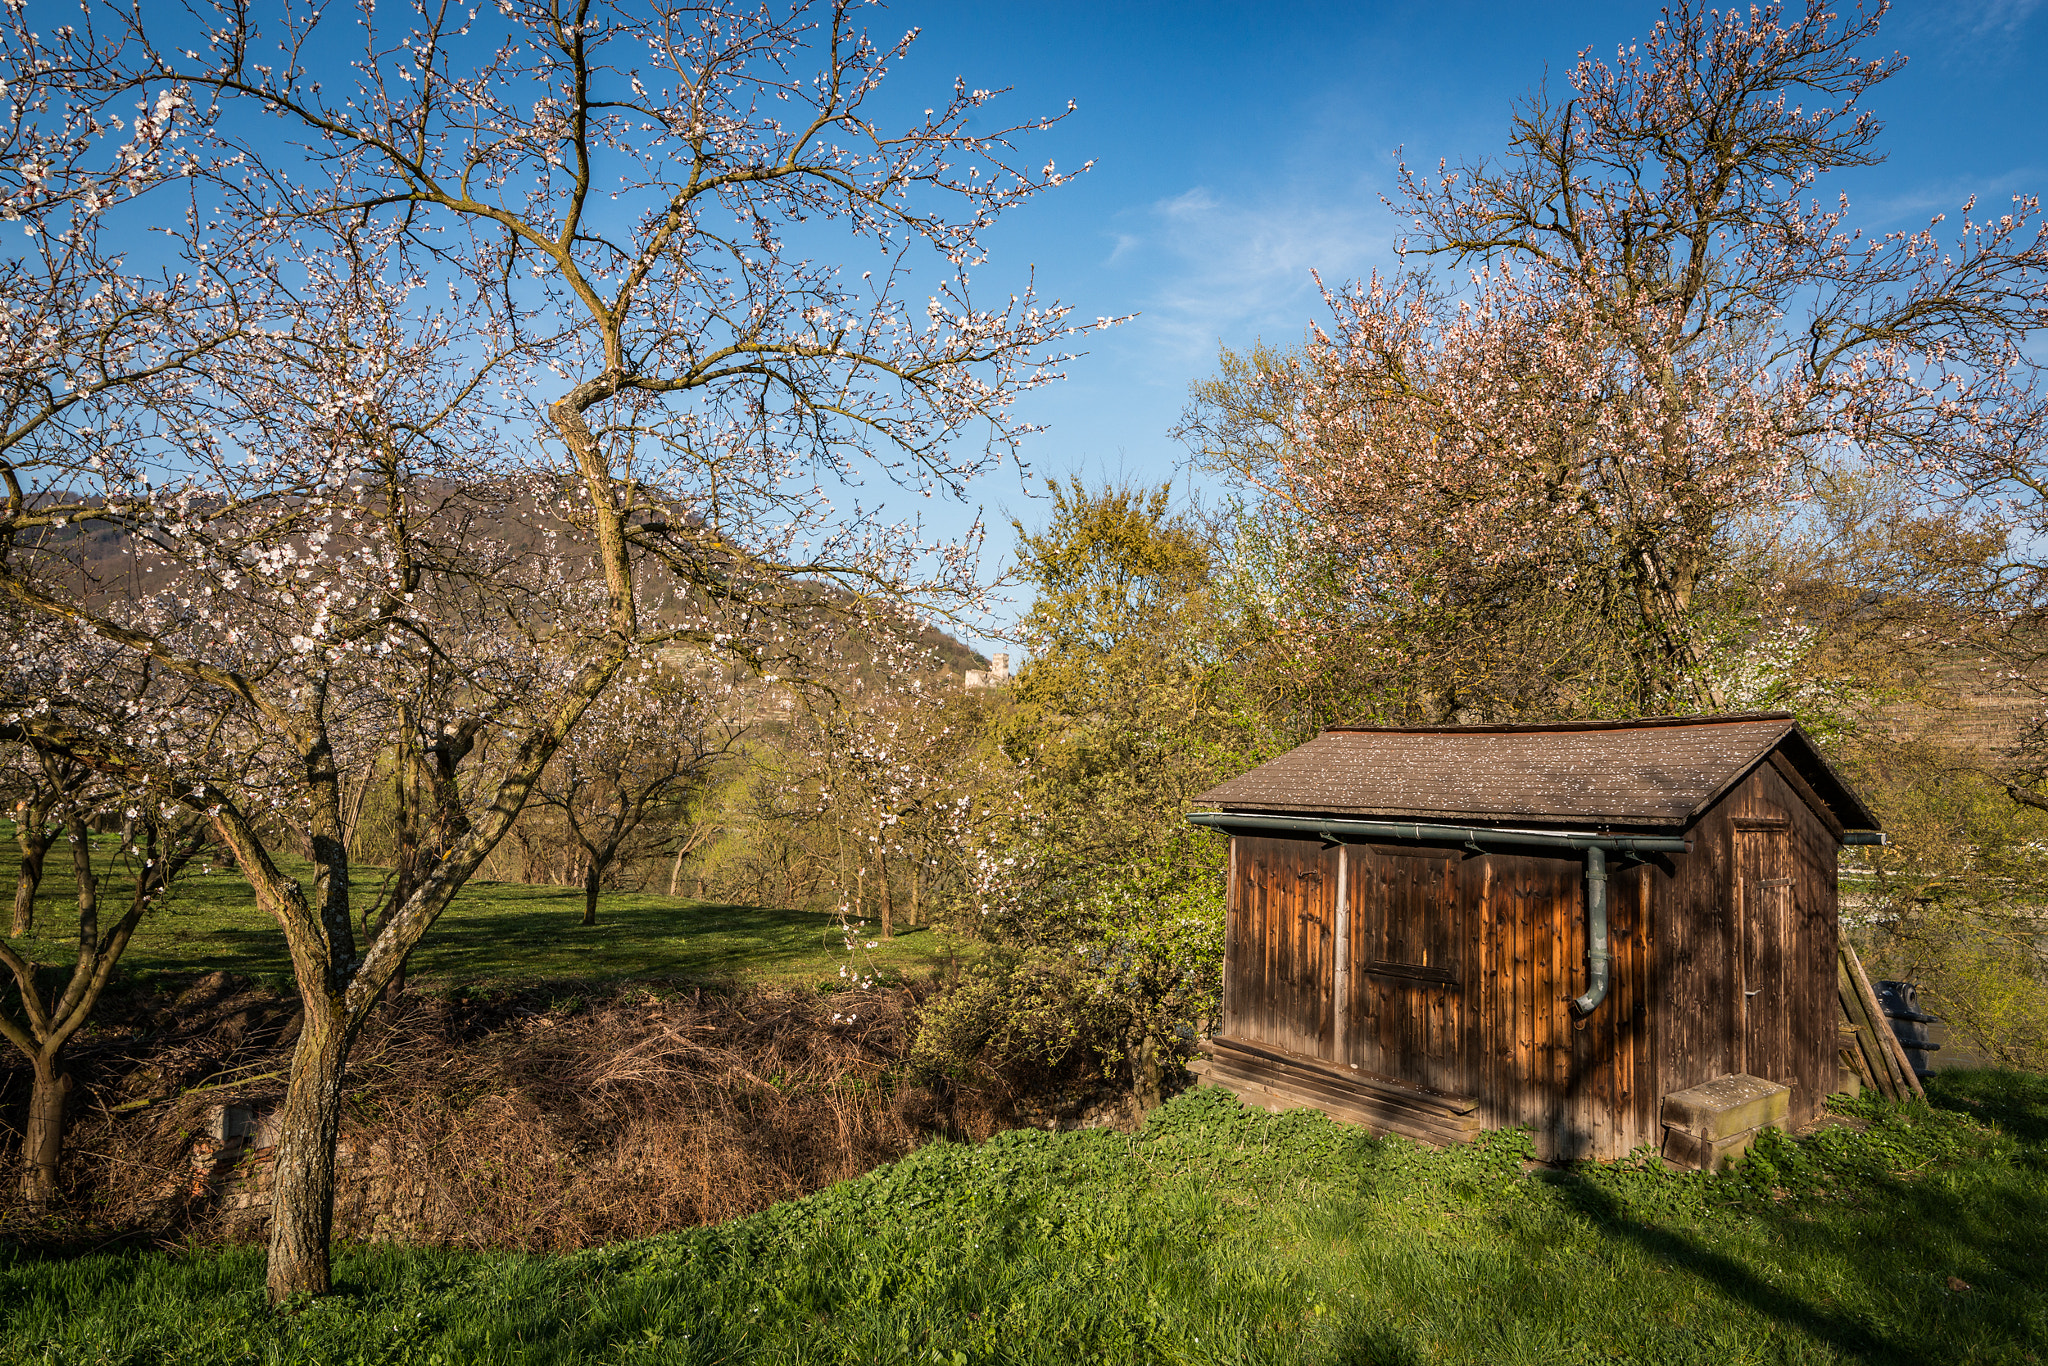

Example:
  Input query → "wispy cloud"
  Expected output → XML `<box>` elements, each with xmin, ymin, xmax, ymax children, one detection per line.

<box><xmin>1104</xmin><ymin>180</ymin><xmax>1395</xmax><ymax>371</ymax></box>
<box><xmin>1851</xmin><ymin>162</ymin><xmax>2045</xmax><ymax>231</ymax></box>
<box><xmin>1887</xmin><ymin>0</ymin><xmax>2042</xmax><ymax>61</ymax></box>
<box><xmin>1959</xmin><ymin>0</ymin><xmax>2042</xmax><ymax>34</ymax></box>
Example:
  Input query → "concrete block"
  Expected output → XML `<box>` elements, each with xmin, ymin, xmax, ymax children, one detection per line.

<box><xmin>200</xmin><ymin>1103</ymin><xmax>257</xmax><ymax>1143</ymax></box>
<box><xmin>1662</xmin><ymin>1123</ymin><xmax>1770</xmax><ymax>1172</ymax></box>
<box><xmin>1660</xmin><ymin>1074</ymin><xmax>1789</xmax><ymax>1141</ymax></box>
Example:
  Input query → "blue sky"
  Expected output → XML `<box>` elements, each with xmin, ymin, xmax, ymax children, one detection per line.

<box><xmin>855</xmin><ymin>0</ymin><xmax>2048</xmax><ymax>655</ymax></box>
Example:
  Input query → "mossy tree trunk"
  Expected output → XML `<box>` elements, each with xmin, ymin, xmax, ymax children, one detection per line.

<box><xmin>265</xmin><ymin>993</ymin><xmax>353</xmax><ymax>1302</ymax></box>
<box><xmin>20</xmin><ymin>1052</ymin><xmax>71</xmax><ymax>1203</ymax></box>
<box><xmin>9</xmin><ymin>799</ymin><xmax>49</xmax><ymax>937</ymax></box>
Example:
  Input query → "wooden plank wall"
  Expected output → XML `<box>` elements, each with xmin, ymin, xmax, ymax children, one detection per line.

<box><xmin>1343</xmin><ymin>846</ymin><xmax>1462</xmax><ymax>1094</ymax></box>
<box><xmin>1651</xmin><ymin>796</ymin><xmax>1735</xmax><ymax>1106</ymax></box>
<box><xmin>1652</xmin><ymin>763</ymin><xmax>1839</xmax><ymax>1130</ymax></box>
<box><xmin>1460</xmin><ymin>852</ymin><xmax>1660</xmax><ymax>1160</ymax></box>
<box><xmin>1223</xmin><ymin>835</ymin><xmax>1336</xmax><ymax>1059</ymax></box>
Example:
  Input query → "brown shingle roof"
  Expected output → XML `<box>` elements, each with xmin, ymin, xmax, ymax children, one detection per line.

<box><xmin>1194</xmin><ymin>714</ymin><xmax>1878</xmax><ymax>831</ymax></box>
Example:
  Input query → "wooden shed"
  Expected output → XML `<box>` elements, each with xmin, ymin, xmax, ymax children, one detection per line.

<box><xmin>1187</xmin><ymin>714</ymin><xmax>1883</xmax><ymax>1163</ymax></box>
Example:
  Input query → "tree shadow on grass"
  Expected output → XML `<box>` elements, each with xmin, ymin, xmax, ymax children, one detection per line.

<box><xmin>1548</xmin><ymin>1175</ymin><xmax>1897</xmax><ymax>1364</ymax></box>
<box><xmin>1927</xmin><ymin>1069</ymin><xmax>2048</xmax><ymax>1152</ymax></box>
<box><xmin>114</xmin><ymin>878</ymin><xmax>943</xmax><ymax>988</ymax></box>
<box><xmin>1545</xmin><ymin>1157</ymin><xmax>2048</xmax><ymax>1366</ymax></box>
<box><xmin>406</xmin><ymin>894</ymin><xmax>939</xmax><ymax>986</ymax></box>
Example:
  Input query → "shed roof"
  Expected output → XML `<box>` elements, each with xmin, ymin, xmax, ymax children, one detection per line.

<box><xmin>1194</xmin><ymin>713</ymin><xmax>1878</xmax><ymax>833</ymax></box>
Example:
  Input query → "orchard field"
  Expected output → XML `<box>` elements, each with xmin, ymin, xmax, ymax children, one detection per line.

<box><xmin>5</xmin><ymin>0</ymin><xmax>2048</xmax><ymax>1353</ymax></box>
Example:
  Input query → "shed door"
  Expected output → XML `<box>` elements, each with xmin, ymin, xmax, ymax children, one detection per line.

<box><xmin>1734</xmin><ymin>821</ymin><xmax>1794</xmax><ymax>1082</ymax></box>
<box><xmin>1225</xmin><ymin>836</ymin><xmax>1337</xmax><ymax>1059</ymax></box>
<box><xmin>1345</xmin><ymin>847</ymin><xmax>1462</xmax><ymax>1093</ymax></box>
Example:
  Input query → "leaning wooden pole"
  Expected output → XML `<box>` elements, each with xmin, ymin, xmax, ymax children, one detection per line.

<box><xmin>1837</xmin><ymin>943</ymin><xmax>1925</xmax><ymax>1101</ymax></box>
<box><xmin>1836</xmin><ymin>950</ymin><xmax>1904</xmax><ymax>1098</ymax></box>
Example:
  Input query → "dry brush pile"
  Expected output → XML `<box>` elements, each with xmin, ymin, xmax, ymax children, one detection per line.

<box><xmin>1</xmin><ymin>973</ymin><xmax>1024</xmax><ymax>1252</ymax></box>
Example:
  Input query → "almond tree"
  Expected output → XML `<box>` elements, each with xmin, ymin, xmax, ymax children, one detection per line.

<box><xmin>804</xmin><ymin>666</ymin><xmax>955</xmax><ymax>940</ymax></box>
<box><xmin>1190</xmin><ymin>0</ymin><xmax>2046</xmax><ymax>720</ymax></box>
<box><xmin>2</xmin><ymin>0</ymin><xmax>1092</xmax><ymax>1302</ymax></box>
<box><xmin>0</xmin><ymin>14</ymin><xmax>252</xmax><ymax>1206</ymax></box>
<box><xmin>0</xmin><ymin>612</ymin><xmax>215</xmax><ymax>1203</ymax></box>
<box><xmin>532</xmin><ymin>657</ymin><xmax>739</xmax><ymax>925</ymax></box>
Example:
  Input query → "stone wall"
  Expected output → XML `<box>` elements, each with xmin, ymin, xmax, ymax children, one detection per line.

<box><xmin>190</xmin><ymin>1104</ymin><xmax>439</xmax><ymax>1243</ymax></box>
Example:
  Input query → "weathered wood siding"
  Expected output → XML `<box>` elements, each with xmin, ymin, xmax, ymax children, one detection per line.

<box><xmin>1453</xmin><ymin>851</ymin><xmax>1656</xmax><ymax>1160</ymax></box>
<box><xmin>1224</xmin><ymin>836</ymin><xmax>1337</xmax><ymax>1060</ymax></box>
<box><xmin>1217</xmin><ymin>756</ymin><xmax>1843</xmax><ymax>1160</ymax></box>
<box><xmin>1344</xmin><ymin>845</ymin><xmax>1462</xmax><ymax>1094</ymax></box>
<box><xmin>1651</xmin><ymin>760</ymin><xmax>1840</xmax><ymax>1130</ymax></box>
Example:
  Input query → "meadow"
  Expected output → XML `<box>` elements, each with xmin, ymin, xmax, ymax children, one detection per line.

<box><xmin>6</xmin><ymin>837</ymin><xmax>2047</xmax><ymax>1364</ymax></box>
<box><xmin>3</xmin><ymin>1069</ymin><xmax>2044</xmax><ymax>1365</ymax></box>
<box><xmin>6</xmin><ymin>833</ymin><xmax>958</xmax><ymax>992</ymax></box>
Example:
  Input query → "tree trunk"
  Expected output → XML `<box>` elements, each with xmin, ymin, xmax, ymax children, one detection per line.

<box><xmin>668</xmin><ymin>842</ymin><xmax>688</xmax><ymax>899</ymax></box>
<box><xmin>909</xmin><ymin>864</ymin><xmax>920</xmax><ymax>928</ymax></box>
<box><xmin>877</xmin><ymin>848</ymin><xmax>893</xmax><ymax>940</ymax></box>
<box><xmin>583</xmin><ymin>863</ymin><xmax>600</xmax><ymax>926</ymax></box>
<box><xmin>265</xmin><ymin>999</ymin><xmax>352</xmax><ymax>1303</ymax></box>
<box><xmin>340</xmin><ymin>771</ymin><xmax>373</xmax><ymax>863</ymax></box>
<box><xmin>11</xmin><ymin>823</ymin><xmax>46</xmax><ymax>937</ymax></box>
<box><xmin>380</xmin><ymin>947</ymin><xmax>408</xmax><ymax>1003</ymax></box>
<box><xmin>9</xmin><ymin>864</ymin><xmax>33</xmax><ymax>937</ymax></box>
<box><xmin>19</xmin><ymin>1052</ymin><xmax>70</xmax><ymax>1204</ymax></box>
<box><xmin>1132</xmin><ymin>1031</ymin><xmax>1162</xmax><ymax>1112</ymax></box>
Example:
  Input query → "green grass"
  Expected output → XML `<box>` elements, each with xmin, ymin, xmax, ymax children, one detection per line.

<box><xmin>4</xmin><ymin>1072</ymin><xmax>2044</xmax><ymax>1365</ymax></box>
<box><xmin>3</xmin><ymin>833</ymin><xmax>958</xmax><ymax>990</ymax></box>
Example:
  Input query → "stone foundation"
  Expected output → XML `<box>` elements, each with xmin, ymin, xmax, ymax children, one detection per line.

<box><xmin>191</xmin><ymin>1103</ymin><xmax>440</xmax><ymax>1242</ymax></box>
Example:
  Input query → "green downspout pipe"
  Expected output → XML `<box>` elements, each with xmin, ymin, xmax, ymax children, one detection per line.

<box><xmin>1569</xmin><ymin>846</ymin><xmax>1609</xmax><ymax>1019</ymax></box>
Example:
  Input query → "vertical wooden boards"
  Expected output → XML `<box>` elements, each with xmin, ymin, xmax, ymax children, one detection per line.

<box><xmin>1733</xmin><ymin>823</ymin><xmax>1792</xmax><ymax>1084</ymax></box>
<box><xmin>1213</xmin><ymin>738</ymin><xmax>1856</xmax><ymax>1159</ymax></box>
<box><xmin>1332</xmin><ymin>848</ymin><xmax>1351</xmax><ymax>1061</ymax></box>
<box><xmin>1343</xmin><ymin>845</ymin><xmax>1462</xmax><ymax>1094</ymax></box>
<box><xmin>1654</xmin><ymin>797</ymin><xmax>1735</xmax><ymax>1106</ymax></box>
<box><xmin>1730</xmin><ymin>764</ymin><xmax>1843</xmax><ymax>1125</ymax></box>
<box><xmin>1791</xmin><ymin>770</ymin><xmax>1847</xmax><ymax>1122</ymax></box>
<box><xmin>1651</xmin><ymin>763</ymin><xmax>1846</xmax><ymax>1129</ymax></box>
<box><xmin>1453</xmin><ymin>849</ymin><xmax>1661</xmax><ymax>1161</ymax></box>
<box><xmin>1222</xmin><ymin>836</ymin><xmax>1337</xmax><ymax>1061</ymax></box>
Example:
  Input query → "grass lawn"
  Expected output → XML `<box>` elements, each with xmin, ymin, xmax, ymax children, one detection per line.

<box><xmin>4</xmin><ymin>1071</ymin><xmax>2044</xmax><ymax>1365</ymax></box>
<box><xmin>3</xmin><ymin>831</ymin><xmax>959</xmax><ymax>991</ymax></box>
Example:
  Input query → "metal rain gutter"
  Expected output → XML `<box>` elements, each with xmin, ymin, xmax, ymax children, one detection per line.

<box><xmin>1183</xmin><ymin>810</ymin><xmax>1692</xmax><ymax>856</ymax></box>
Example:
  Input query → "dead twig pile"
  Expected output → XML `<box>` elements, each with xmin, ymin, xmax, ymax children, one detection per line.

<box><xmin>2</xmin><ymin>974</ymin><xmax>1015</xmax><ymax>1252</ymax></box>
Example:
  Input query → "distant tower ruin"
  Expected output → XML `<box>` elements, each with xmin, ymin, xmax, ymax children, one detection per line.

<box><xmin>964</xmin><ymin>651</ymin><xmax>1010</xmax><ymax>690</ymax></box>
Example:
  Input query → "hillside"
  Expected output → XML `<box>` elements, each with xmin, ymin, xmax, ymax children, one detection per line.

<box><xmin>5</xmin><ymin>1074</ymin><xmax>2043</xmax><ymax>1364</ymax></box>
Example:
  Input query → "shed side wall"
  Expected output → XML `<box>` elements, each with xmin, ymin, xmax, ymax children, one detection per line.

<box><xmin>1217</xmin><ymin>757</ymin><xmax>1842</xmax><ymax>1156</ymax></box>
<box><xmin>1652</xmin><ymin>763</ymin><xmax>1840</xmax><ymax>1128</ymax></box>
<box><xmin>1457</xmin><ymin>851</ymin><xmax>1659</xmax><ymax>1160</ymax></box>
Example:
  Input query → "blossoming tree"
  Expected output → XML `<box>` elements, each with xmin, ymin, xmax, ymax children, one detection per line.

<box><xmin>1189</xmin><ymin>0</ymin><xmax>2046</xmax><ymax>720</ymax></box>
<box><xmin>0</xmin><ymin>0</ymin><xmax>1094</xmax><ymax>1301</ymax></box>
